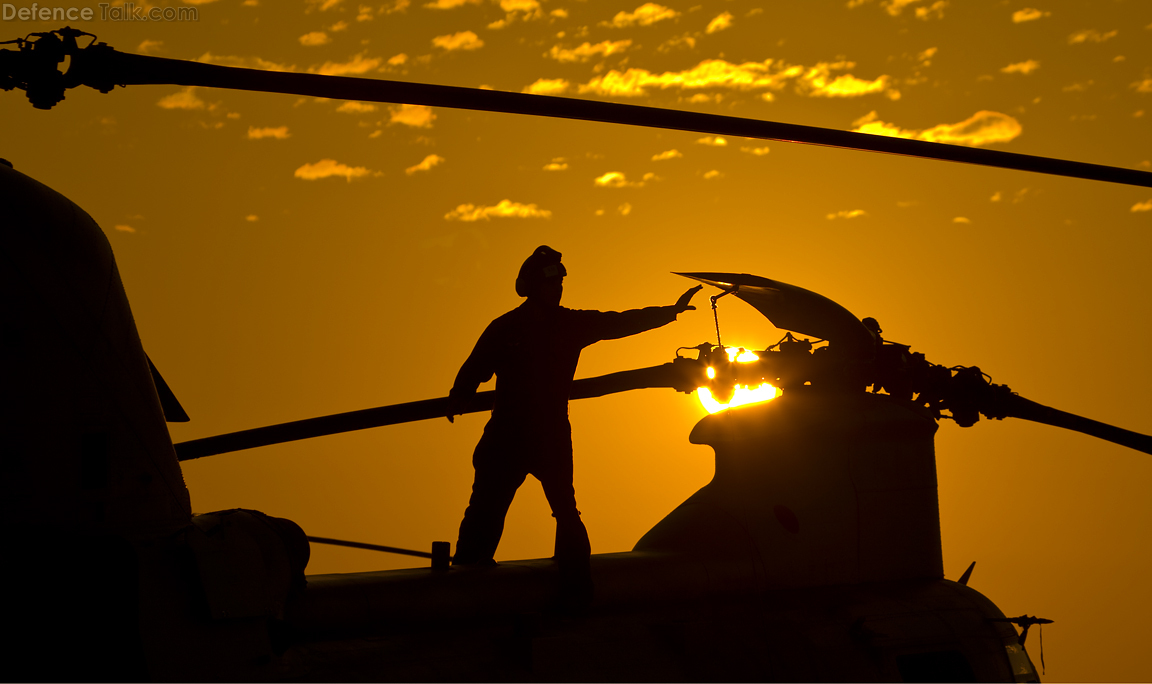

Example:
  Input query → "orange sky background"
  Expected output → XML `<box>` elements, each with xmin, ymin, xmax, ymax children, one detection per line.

<box><xmin>3</xmin><ymin>0</ymin><xmax>1151</xmax><ymax>680</ymax></box>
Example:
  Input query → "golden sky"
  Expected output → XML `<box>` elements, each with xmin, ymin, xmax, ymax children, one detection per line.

<box><xmin>3</xmin><ymin>0</ymin><xmax>1151</xmax><ymax>680</ymax></box>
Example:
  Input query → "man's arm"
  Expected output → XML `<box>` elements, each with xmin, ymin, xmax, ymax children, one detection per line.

<box><xmin>579</xmin><ymin>285</ymin><xmax>703</xmax><ymax>343</ymax></box>
<box><xmin>446</xmin><ymin>321</ymin><xmax>501</xmax><ymax>423</ymax></box>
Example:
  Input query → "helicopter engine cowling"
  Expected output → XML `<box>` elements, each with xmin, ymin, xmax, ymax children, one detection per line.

<box><xmin>635</xmin><ymin>389</ymin><xmax>943</xmax><ymax>587</ymax></box>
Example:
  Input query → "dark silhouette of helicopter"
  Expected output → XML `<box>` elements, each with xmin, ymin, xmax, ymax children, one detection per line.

<box><xmin>3</xmin><ymin>27</ymin><xmax>1150</xmax><ymax>682</ymax></box>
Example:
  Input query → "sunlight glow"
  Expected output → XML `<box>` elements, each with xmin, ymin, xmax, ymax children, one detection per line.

<box><xmin>697</xmin><ymin>348</ymin><xmax>780</xmax><ymax>413</ymax></box>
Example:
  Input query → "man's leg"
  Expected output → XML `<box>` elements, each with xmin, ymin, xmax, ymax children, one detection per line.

<box><xmin>453</xmin><ymin>436</ymin><xmax>526</xmax><ymax>566</ymax></box>
<box><xmin>536</xmin><ymin>456</ymin><xmax>593</xmax><ymax>608</ymax></box>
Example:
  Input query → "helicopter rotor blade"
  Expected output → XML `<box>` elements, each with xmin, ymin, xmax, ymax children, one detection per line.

<box><xmin>173</xmin><ymin>363</ymin><xmax>693</xmax><ymax>461</ymax></box>
<box><xmin>35</xmin><ymin>42</ymin><xmax>1152</xmax><ymax>189</ymax></box>
<box><xmin>999</xmin><ymin>394</ymin><xmax>1152</xmax><ymax>455</ymax></box>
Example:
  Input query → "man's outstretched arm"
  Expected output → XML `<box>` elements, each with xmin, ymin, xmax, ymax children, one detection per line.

<box><xmin>581</xmin><ymin>285</ymin><xmax>703</xmax><ymax>343</ymax></box>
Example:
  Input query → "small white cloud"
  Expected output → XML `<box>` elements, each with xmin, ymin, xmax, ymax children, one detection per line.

<box><xmin>389</xmin><ymin>104</ymin><xmax>436</xmax><ymax>127</ymax></box>
<box><xmin>1068</xmin><ymin>29</ymin><xmax>1118</xmax><ymax>44</ymax></box>
<box><xmin>604</xmin><ymin>2</ymin><xmax>680</xmax><ymax>28</ymax></box>
<box><xmin>138</xmin><ymin>39</ymin><xmax>163</xmax><ymax>54</ymax></box>
<box><xmin>990</xmin><ymin>191</ymin><xmax>1002</xmax><ymax>202</ymax></box>
<box><xmin>337</xmin><ymin>101</ymin><xmax>378</xmax><ymax>113</ymax></box>
<box><xmin>157</xmin><ymin>87</ymin><xmax>205</xmax><ymax>110</ymax></box>
<box><xmin>432</xmin><ymin>30</ymin><xmax>484</xmax><ymax>51</ymax></box>
<box><xmin>740</xmin><ymin>146</ymin><xmax>770</xmax><ymax>156</ymax></box>
<box><xmin>1132</xmin><ymin>199</ymin><xmax>1152</xmax><ymax>212</ymax></box>
<box><xmin>1133</xmin><ymin>79</ymin><xmax>1152</xmax><ymax>93</ymax></box>
<box><xmin>546</xmin><ymin>39</ymin><xmax>632</xmax><ymax>63</ymax></box>
<box><xmin>294</xmin><ymin>159</ymin><xmax>374</xmax><ymax>181</ymax></box>
<box><xmin>406</xmin><ymin>154</ymin><xmax>445</xmax><ymax>174</ymax></box>
<box><xmin>248</xmin><ymin>126</ymin><xmax>290</xmax><ymax>139</ymax></box>
<box><xmin>245</xmin><ymin>215</ymin><xmax>259</xmax><ymax>222</ymax></box>
<box><xmin>543</xmin><ymin>159</ymin><xmax>569</xmax><ymax>171</ymax></box>
<box><xmin>114</xmin><ymin>224</ymin><xmax>136</xmax><ymax>233</ymax></box>
<box><xmin>652</xmin><ymin>149</ymin><xmax>682</xmax><ymax>160</ymax></box>
<box><xmin>1001</xmin><ymin>60</ymin><xmax>1040</xmax><ymax>75</ymax></box>
<box><xmin>705</xmin><ymin>11</ymin><xmax>733</xmax><ymax>33</ymax></box>
<box><xmin>703</xmin><ymin>169</ymin><xmax>723</xmax><ymax>179</ymax></box>
<box><xmin>310</xmin><ymin>52</ymin><xmax>382</xmax><ymax>76</ymax></box>
<box><xmin>300</xmin><ymin>31</ymin><xmax>330</xmax><ymax>46</ymax></box>
<box><xmin>523</xmin><ymin>78</ymin><xmax>570</xmax><ymax>95</ymax></box>
<box><xmin>953</xmin><ymin>216</ymin><xmax>971</xmax><ymax>224</ymax></box>
<box><xmin>444</xmin><ymin>200</ymin><xmax>552</xmax><ymax>221</ymax></box>
<box><xmin>696</xmin><ymin>135</ymin><xmax>727</xmax><ymax>146</ymax></box>
<box><xmin>826</xmin><ymin>209</ymin><xmax>867</xmax><ymax>220</ymax></box>
<box><xmin>618</xmin><ymin>202</ymin><xmax>632</xmax><ymax>216</ymax></box>
<box><xmin>594</xmin><ymin>171</ymin><xmax>649</xmax><ymax>188</ymax></box>
<box><xmin>1012</xmin><ymin>8</ymin><xmax>1049</xmax><ymax>23</ymax></box>
<box><xmin>424</xmin><ymin>0</ymin><xmax>479</xmax><ymax>7</ymax></box>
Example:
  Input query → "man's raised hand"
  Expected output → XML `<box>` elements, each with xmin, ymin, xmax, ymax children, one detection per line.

<box><xmin>675</xmin><ymin>285</ymin><xmax>704</xmax><ymax>313</ymax></box>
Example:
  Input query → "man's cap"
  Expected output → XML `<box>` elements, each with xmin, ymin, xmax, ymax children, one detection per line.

<box><xmin>515</xmin><ymin>245</ymin><xmax>567</xmax><ymax>297</ymax></box>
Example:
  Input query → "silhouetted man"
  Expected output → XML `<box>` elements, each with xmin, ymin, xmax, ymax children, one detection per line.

<box><xmin>446</xmin><ymin>245</ymin><xmax>701</xmax><ymax>602</ymax></box>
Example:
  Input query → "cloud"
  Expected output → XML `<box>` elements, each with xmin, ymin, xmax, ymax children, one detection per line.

<box><xmin>501</xmin><ymin>0</ymin><xmax>539</xmax><ymax>11</ymax></box>
<box><xmin>1012</xmin><ymin>8</ymin><xmax>1049</xmax><ymax>23</ymax></box>
<box><xmin>851</xmin><ymin>110</ymin><xmax>1022</xmax><ymax>146</ymax></box>
<box><xmin>827</xmin><ymin>209</ymin><xmax>867</xmax><ymax>220</ymax></box>
<box><xmin>800</xmin><ymin>62</ymin><xmax>891</xmax><ymax>97</ymax></box>
<box><xmin>578</xmin><ymin>58</ymin><xmax>803</xmax><ymax>97</ymax></box>
<box><xmin>300</xmin><ymin>31</ymin><xmax>330</xmax><ymax>46</ymax></box>
<box><xmin>138</xmin><ymin>39</ymin><xmax>163</xmax><ymax>54</ymax></box>
<box><xmin>576</xmin><ymin>58</ymin><xmax>893</xmax><ymax>100</ymax></box>
<box><xmin>696</xmin><ymin>135</ymin><xmax>727</xmax><ymax>146</ymax></box>
<box><xmin>307</xmin><ymin>0</ymin><xmax>342</xmax><ymax>9</ymax></box>
<box><xmin>1068</xmin><ymin>29</ymin><xmax>1117</xmax><ymax>44</ymax></box>
<box><xmin>990</xmin><ymin>191</ymin><xmax>1002</xmax><ymax>202</ymax></box>
<box><xmin>294</xmin><ymin>159</ymin><xmax>374</xmax><ymax>181</ymax></box>
<box><xmin>114</xmin><ymin>224</ymin><xmax>136</xmax><ymax>233</ymax></box>
<box><xmin>424</xmin><ymin>0</ymin><xmax>479</xmax><ymax>7</ymax></box>
<box><xmin>914</xmin><ymin>0</ymin><xmax>946</xmax><ymax>20</ymax></box>
<box><xmin>617</xmin><ymin>203</ymin><xmax>632</xmax><ymax>216</ymax></box>
<box><xmin>196</xmin><ymin>52</ymin><xmax>295</xmax><ymax>72</ymax></box>
<box><xmin>337</xmin><ymin>101</ymin><xmax>378</xmax><ymax>113</ymax></box>
<box><xmin>523</xmin><ymin>78</ymin><xmax>571</xmax><ymax>95</ymax></box>
<box><xmin>247</xmin><ymin>126</ymin><xmax>290</xmax><ymax>139</ymax></box>
<box><xmin>703</xmin><ymin>169</ymin><xmax>723</xmax><ymax>179</ymax></box>
<box><xmin>1001</xmin><ymin>60</ymin><xmax>1040</xmax><ymax>75</ymax></box>
<box><xmin>546</xmin><ymin>40</ymin><xmax>632</xmax><ymax>62</ymax></box>
<box><xmin>652</xmin><ymin>149</ymin><xmax>682</xmax><ymax>160</ymax></box>
<box><xmin>953</xmin><ymin>216</ymin><xmax>971</xmax><ymax>224</ymax></box>
<box><xmin>1133</xmin><ymin>79</ymin><xmax>1152</xmax><ymax>93</ymax></box>
<box><xmin>406</xmin><ymin>154</ymin><xmax>445</xmax><ymax>174</ymax></box>
<box><xmin>741</xmin><ymin>146</ymin><xmax>770</xmax><ymax>155</ymax></box>
<box><xmin>310</xmin><ymin>52</ymin><xmax>382</xmax><ymax>75</ymax></box>
<box><xmin>594</xmin><ymin>171</ymin><xmax>656</xmax><ymax>187</ymax></box>
<box><xmin>157</xmin><ymin>87</ymin><xmax>205</xmax><ymax>110</ymax></box>
<box><xmin>604</xmin><ymin>3</ymin><xmax>679</xmax><ymax>28</ymax></box>
<box><xmin>444</xmin><ymin>200</ymin><xmax>552</xmax><ymax>221</ymax></box>
<box><xmin>433</xmin><ymin>30</ymin><xmax>484</xmax><ymax>51</ymax></box>
<box><xmin>1132</xmin><ymin>199</ymin><xmax>1152</xmax><ymax>212</ymax></box>
<box><xmin>388</xmin><ymin>53</ymin><xmax>408</xmax><ymax>66</ymax></box>
<box><xmin>543</xmin><ymin>158</ymin><xmax>569</xmax><ymax>171</ymax></box>
<box><xmin>246</xmin><ymin>215</ymin><xmax>259</xmax><ymax>222</ymax></box>
<box><xmin>389</xmin><ymin>104</ymin><xmax>436</xmax><ymax>127</ymax></box>
<box><xmin>331</xmin><ymin>19</ymin><xmax>349</xmax><ymax>30</ymax></box>
<box><xmin>706</xmin><ymin>11</ymin><xmax>733</xmax><ymax>33</ymax></box>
